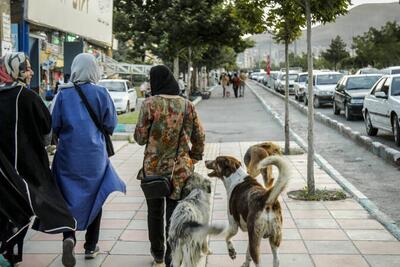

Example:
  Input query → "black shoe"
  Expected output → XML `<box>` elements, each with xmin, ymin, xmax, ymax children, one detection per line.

<box><xmin>85</xmin><ymin>246</ymin><xmax>100</xmax><ymax>259</ymax></box>
<box><xmin>62</xmin><ymin>238</ymin><xmax>76</xmax><ymax>267</ymax></box>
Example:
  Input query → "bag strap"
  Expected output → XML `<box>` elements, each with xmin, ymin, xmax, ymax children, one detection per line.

<box><xmin>73</xmin><ymin>83</ymin><xmax>107</xmax><ymax>135</ymax></box>
<box><xmin>143</xmin><ymin>99</ymin><xmax>188</xmax><ymax>177</ymax></box>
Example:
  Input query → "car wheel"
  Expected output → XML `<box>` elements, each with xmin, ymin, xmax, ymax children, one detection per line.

<box><xmin>304</xmin><ymin>96</ymin><xmax>308</xmax><ymax>106</ymax></box>
<box><xmin>125</xmin><ymin>102</ymin><xmax>130</xmax><ymax>114</ymax></box>
<box><xmin>365</xmin><ymin>111</ymin><xmax>378</xmax><ymax>136</ymax></box>
<box><xmin>392</xmin><ymin>114</ymin><xmax>400</xmax><ymax>146</ymax></box>
<box><xmin>345</xmin><ymin>104</ymin><xmax>353</xmax><ymax>121</ymax></box>
<box><xmin>333</xmin><ymin>101</ymin><xmax>340</xmax><ymax>115</ymax></box>
<box><xmin>313</xmin><ymin>96</ymin><xmax>320</xmax><ymax>108</ymax></box>
<box><xmin>295</xmin><ymin>94</ymin><xmax>298</xmax><ymax>100</ymax></box>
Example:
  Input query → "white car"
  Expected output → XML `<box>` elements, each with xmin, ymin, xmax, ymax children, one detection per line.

<box><xmin>381</xmin><ymin>66</ymin><xmax>400</xmax><ymax>75</ymax></box>
<box><xmin>98</xmin><ymin>79</ymin><xmax>137</xmax><ymax>114</ymax></box>
<box><xmin>294</xmin><ymin>72</ymin><xmax>308</xmax><ymax>102</ymax></box>
<box><xmin>363</xmin><ymin>75</ymin><xmax>400</xmax><ymax>146</ymax></box>
<box><xmin>304</xmin><ymin>72</ymin><xmax>343</xmax><ymax>108</ymax></box>
<box><xmin>275</xmin><ymin>72</ymin><xmax>298</xmax><ymax>95</ymax></box>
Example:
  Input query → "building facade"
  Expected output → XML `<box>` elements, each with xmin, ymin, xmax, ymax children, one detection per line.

<box><xmin>0</xmin><ymin>0</ymin><xmax>11</xmax><ymax>56</ymax></box>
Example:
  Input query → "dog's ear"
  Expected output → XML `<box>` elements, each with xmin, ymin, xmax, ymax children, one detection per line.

<box><xmin>217</xmin><ymin>157</ymin><xmax>241</xmax><ymax>177</ymax></box>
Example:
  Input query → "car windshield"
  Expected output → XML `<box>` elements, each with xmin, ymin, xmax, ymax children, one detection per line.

<box><xmin>298</xmin><ymin>75</ymin><xmax>307</xmax><ymax>83</ymax></box>
<box><xmin>346</xmin><ymin>76</ymin><xmax>381</xmax><ymax>90</ymax></box>
<box><xmin>316</xmin><ymin>74</ymin><xmax>342</xmax><ymax>85</ymax></box>
<box><xmin>98</xmin><ymin>81</ymin><xmax>126</xmax><ymax>92</ymax></box>
<box><xmin>282</xmin><ymin>74</ymin><xmax>298</xmax><ymax>81</ymax></box>
<box><xmin>392</xmin><ymin>77</ymin><xmax>400</xmax><ymax>96</ymax></box>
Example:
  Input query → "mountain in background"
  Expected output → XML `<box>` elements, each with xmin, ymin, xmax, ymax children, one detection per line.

<box><xmin>239</xmin><ymin>2</ymin><xmax>400</xmax><ymax>67</ymax></box>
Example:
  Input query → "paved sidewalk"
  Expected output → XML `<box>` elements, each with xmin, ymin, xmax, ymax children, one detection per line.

<box><xmin>20</xmin><ymin>141</ymin><xmax>400</xmax><ymax>267</ymax></box>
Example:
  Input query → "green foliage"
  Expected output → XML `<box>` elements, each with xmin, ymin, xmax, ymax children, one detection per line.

<box><xmin>352</xmin><ymin>21</ymin><xmax>400</xmax><ymax>69</ymax></box>
<box><xmin>118</xmin><ymin>111</ymin><xmax>139</xmax><ymax>125</ymax></box>
<box><xmin>321</xmin><ymin>36</ymin><xmax>350</xmax><ymax>70</ymax></box>
<box><xmin>288</xmin><ymin>187</ymin><xmax>347</xmax><ymax>201</ymax></box>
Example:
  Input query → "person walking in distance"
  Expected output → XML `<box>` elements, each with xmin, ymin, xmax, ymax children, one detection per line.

<box><xmin>51</xmin><ymin>53</ymin><xmax>126</xmax><ymax>267</ymax></box>
<box><xmin>239</xmin><ymin>71</ymin><xmax>247</xmax><ymax>97</ymax></box>
<box><xmin>135</xmin><ymin>65</ymin><xmax>205</xmax><ymax>267</ymax></box>
<box><xmin>232</xmin><ymin>73</ymin><xmax>241</xmax><ymax>98</ymax></box>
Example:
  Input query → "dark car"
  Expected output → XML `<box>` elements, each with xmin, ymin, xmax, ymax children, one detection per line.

<box><xmin>333</xmin><ymin>74</ymin><xmax>382</xmax><ymax>120</ymax></box>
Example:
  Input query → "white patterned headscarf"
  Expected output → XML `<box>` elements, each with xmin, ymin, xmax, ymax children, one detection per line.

<box><xmin>0</xmin><ymin>52</ymin><xmax>30</xmax><ymax>88</ymax></box>
<box><xmin>70</xmin><ymin>53</ymin><xmax>101</xmax><ymax>84</ymax></box>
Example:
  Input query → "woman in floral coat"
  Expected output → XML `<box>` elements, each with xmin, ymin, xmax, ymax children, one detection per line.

<box><xmin>134</xmin><ymin>65</ymin><xmax>205</xmax><ymax>267</ymax></box>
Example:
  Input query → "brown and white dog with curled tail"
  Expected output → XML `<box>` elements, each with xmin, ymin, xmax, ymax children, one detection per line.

<box><xmin>206</xmin><ymin>155</ymin><xmax>291</xmax><ymax>267</ymax></box>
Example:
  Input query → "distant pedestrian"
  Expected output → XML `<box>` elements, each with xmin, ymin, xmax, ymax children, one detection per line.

<box><xmin>134</xmin><ymin>65</ymin><xmax>205</xmax><ymax>267</ymax></box>
<box><xmin>239</xmin><ymin>71</ymin><xmax>247</xmax><ymax>97</ymax></box>
<box><xmin>232</xmin><ymin>73</ymin><xmax>241</xmax><ymax>98</ymax></box>
<box><xmin>220</xmin><ymin>73</ymin><xmax>229</xmax><ymax>97</ymax></box>
<box><xmin>51</xmin><ymin>53</ymin><xmax>126</xmax><ymax>267</ymax></box>
<box><xmin>0</xmin><ymin>52</ymin><xmax>76</xmax><ymax>266</ymax></box>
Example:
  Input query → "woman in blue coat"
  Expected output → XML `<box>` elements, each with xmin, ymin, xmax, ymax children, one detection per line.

<box><xmin>51</xmin><ymin>53</ymin><xmax>126</xmax><ymax>267</ymax></box>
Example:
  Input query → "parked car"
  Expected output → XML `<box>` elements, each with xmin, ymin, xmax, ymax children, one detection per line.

<box><xmin>382</xmin><ymin>66</ymin><xmax>400</xmax><ymax>75</ymax></box>
<box><xmin>363</xmin><ymin>75</ymin><xmax>400</xmax><ymax>146</ymax></box>
<box><xmin>294</xmin><ymin>72</ymin><xmax>308</xmax><ymax>102</ymax></box>
<box><xmin>355</xmin><ymin>68</ymin><xmax>382</xmax><ymax>75</ymax></box>
<box><xmin>275</xmin><ymin>72</ymin><xmax>298</xmax><ymax>94</ymax></box>
<box><xmin>250</xmin><ymin>72</ymin><xmax>261</xmax><ymax>80</ymax></box>
<box><xmin>262</xmin><ymin>71</ymin><xmax>279</xmax><ymax>88</ymax></box>
<box><xmin>98</xmin><ymin>79</ymin><xmax>137</xmax><ymax>114</ymax></box>
<box><xmin>333</xmin><ymin>74</ymin><xmax>382</xmax><ymax>120</ymax></box>
<box><xmin>304</xmin><ymin>72</ymin><xmax>343</xmax><ymax>108</ymax></box>
<box><xmin>257</xmin><ymin>73</ymin><xmax>268</xmax><ymax>83</ymax></box>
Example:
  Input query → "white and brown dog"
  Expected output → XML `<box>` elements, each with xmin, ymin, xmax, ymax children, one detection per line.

<box><xmin>205</xmin><ymin>155</ymin><xmax>291</xmax><ymax>267</ymax></box>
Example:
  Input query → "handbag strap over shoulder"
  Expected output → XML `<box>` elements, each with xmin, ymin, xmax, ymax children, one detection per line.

<box><xmin>142</xmin><ymin>99</ymin><xmax>188</xmax><ymax>177</ymax></box>
<box><xmin>73</xmin><ymin>83</ymin><xmax>108</xmax><ymax>136</ymax></box>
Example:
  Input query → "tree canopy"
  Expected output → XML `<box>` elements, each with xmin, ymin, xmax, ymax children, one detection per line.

<box><xmin>321</xmin><ymin>35</ymin><xmax>350</xmax><ymax>70</ymax></box>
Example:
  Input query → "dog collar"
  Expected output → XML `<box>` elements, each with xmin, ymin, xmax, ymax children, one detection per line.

<box><xmin>224</xmin><ymin>166</ymin><xmax>248</xmax><ymax>202</ymax></box>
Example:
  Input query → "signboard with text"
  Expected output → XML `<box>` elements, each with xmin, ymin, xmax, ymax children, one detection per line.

<box><xmin>25</xmin><ymin>0</ymin><xmax>113</xmax><ymax>46</ymax></box>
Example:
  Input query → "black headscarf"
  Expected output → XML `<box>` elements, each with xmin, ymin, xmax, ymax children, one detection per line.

<box><xmin>150</xmin><ymin>65</ymin><xmax>180</xmax><ymax>96</ymax></box>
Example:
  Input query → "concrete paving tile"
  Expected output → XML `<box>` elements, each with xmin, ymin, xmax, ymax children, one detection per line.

<box><xmin>345</xmin><ymin>229</ymin><xmax>397</xmax><ymax>241</ymax></box>
<box><xmin>120</xmin><ymin>230</ymin><xmax>149</xmax><ymax>241</ymax></box>
<box><xmin>110</xmin><ymin>241</ymin><xmax>150</xmax><ymax>255</ymax></box>
<box><xmin>19</xmin><ymin>254</ymin><xmax>58</xmax><ymax>267</ymax></box>
<box><xmin>299</xmin><ymin>229</ymin><xmax>349</xmax><ymax>241</ymax></box>
<box><xmin>364</xmin><ymin>255</ymin><xmax>400</xmax><ymax>267</ymax></box>
<box><xmin>48</xmin><ymin>253</ymin><xmax>107</xmax><ymax>267</ymax></box>
<box><xmin>75</xmin><ymin>229</ymin><xmax>123</xmax><ymax>241</ymax></box>
<box><xmin>100</xmin><ymin>219</ymin><xmax>130</xmax><ymax>229</ymax></box>
<box><xmin>103</xmin><ymin>203</ymin><xmax>142</xmax><ymax>211</ymax></box>
<box><xmin>324</xmin><ymin>200</ymin><xmax>364</xmax><ymax>210</ymax></box>
<box><xmin>330</xmin><ymin>210</ymin><xmax>371</xmax><ymax>219</ymax></box>
<box><xmin>134</xmin><ymin>211</ymin><xmax>147</xmax><ymax>220</ymax></box>
<box><xmin>283</xmin><ymin>217</ymin><xmax>297</xmax><ymax>229</ymax></box>
<box><xmin>287</xmin><ymin>202</ymin><xmax>326</xmax><ymax>210</ymax></box>
<box><xmin>291</xmin><ymin>209</ymin><xmax>332</xmax><ymax>219</ymax></box>
<box><xmin>209</xmin><ymin>240</ymin><xmax>307</xmax><ymax>255</ymax></box>
<box><xmin>30</xmin><ymin>232</ymin><xmax>63</xmax><ymax>241</ymax></box>
<box><xmin>125</xmin><ymin>190</ymin><xmax>145</xmax><ymax>197</ymax></box>
<box><xmin>74</xmin><ymin>241</ymin><xmax>116</xmax><ymax>254</ymax></box>
<box><xmin>305</xmin><ymin>240</ymin><xmax>359</xmax><ymax>254</ymax></box>
<box><xmin>295</xmin><ymin>219</ymin><xmax>340</xmax><ymax>229</ymax></box>
<box><xmin>354</xmin><ymin>241</ymin><xmax>400</xmax><ymax>254</ymax></box>
<box><xmin>127</xmin><ymin>219</ymin><xmax>148</xmax><ymax>230</ymax></box>
<box><xmin>101</xmin><ymin>255</ymin><xmax>153</xmax><ymax>267</ymax></box>
<box><xmin>207</xmin><ymin>254</ymin><xmax>314</xmax><ymax>267</ymax></box>
<box><xmin>336</xmin><ymin>219</ymin><xmax>385</xmax><ymax>230</ymax></box>
<box><xmin>110</xmin><ymin>196</ymin><xmax>145</xmax><ymax>204</ymax></box>
<box><xmin>24</xmin><ymin>241</ymin><xmax>61</xmax><ymax>254</ymax></box>
<box><xmin>312</xmin><ymin>255</ymin><xmax>369</xmax><ymax>267</ymax></box>
<box><xmin>102</xmin><ymin>211</ymin><xmax>135</xmax><ymax>219</ymax></box>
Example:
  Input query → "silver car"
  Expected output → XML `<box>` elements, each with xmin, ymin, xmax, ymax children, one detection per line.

<box><xmin>304</xmin><ymin>72</ymin><xmax>343</xmax><ymax>108</ymax></box>
<box><xmin>294</xmin><ymin>72</ymin><xmax>308</xmax><ymax>102</ymax></box>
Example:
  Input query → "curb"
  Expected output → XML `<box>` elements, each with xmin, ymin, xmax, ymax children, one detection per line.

<box><xmin>253</xmin><ymin>81</ymin><xmax>400</xmax><ymax>167</ymax></box>
<box><xmin>247</xmin><ymin>82</ymin><xmax>400</xmax><ymax>241</ymax></box>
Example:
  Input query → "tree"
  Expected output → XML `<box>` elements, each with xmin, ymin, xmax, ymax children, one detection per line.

<box><xmin>352</xmin><ymin>21</ymin><xmax>400</xmax><ymax>69</ymax></box>
<box><xmin>321</xmin><ymin>35</ymin><xmax>350</xmax><ymax>70</ymax></box>
<box><xmin>266</xmin><ymin>0</ymin><xmax>305</xmax><ymax>155</ymax></box>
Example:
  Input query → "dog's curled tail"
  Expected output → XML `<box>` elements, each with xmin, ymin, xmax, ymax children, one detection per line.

<box><xmin>257</xmin><ymin>155</ymin><xmax>291</xmax><ymax>205</ymax></box>
<box><xmin>182</xmin><ymin>221</ymin><xmax>226</xmax><ymax>237</ymax></box>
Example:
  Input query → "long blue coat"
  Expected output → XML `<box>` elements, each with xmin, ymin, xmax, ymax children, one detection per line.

<box><xmin>52</xmin><ymin>83</ymin><xmax>126</xmax><ymax>230</ymax></box>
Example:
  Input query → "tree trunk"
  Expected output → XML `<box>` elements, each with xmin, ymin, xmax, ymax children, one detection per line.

<box><xmin>187</xmin><ymin>46</ymin><xmax>192</xmax><ymax>98</ymax></box>
<box><xmin>284</xmin><ymin>42</ymin><xmax>290</xmax><ymax>155</ymax></box>
<box><xmin>306</xmin><ymin>0</ymin><xmax>315</xmax><ymax>195</ymax></box>
<box><xmin>173</xmin><ymin>56</ymin><xmax>179</xmax><ymax>80</ymax></box>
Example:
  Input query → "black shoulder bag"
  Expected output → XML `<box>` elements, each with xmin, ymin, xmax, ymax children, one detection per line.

<box><xmin>73</xmin><ymin>83</ymin><xmax>115</xmax><ymax>157</ymax></box>
<box><xmin>140</xmin><ymin>101</ymin><xmax>188</xmax><ymax>199</ymax></box>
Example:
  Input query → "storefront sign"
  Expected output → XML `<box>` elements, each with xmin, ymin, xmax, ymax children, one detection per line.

<box><xmin>25</xmin><ymin>0</ymin><xmax>113</xmax><ymax>46</ymax></box>
<box><xmin>2</xmin><ymin>13</ymin><xmax>11</xmax><ymax>42</ymax></box>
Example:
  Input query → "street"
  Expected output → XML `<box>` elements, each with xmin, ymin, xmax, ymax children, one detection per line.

<box><xmin>248</xmin><ymin>80</ymin><xmax>400</xmax><ymax>229</ymax></box>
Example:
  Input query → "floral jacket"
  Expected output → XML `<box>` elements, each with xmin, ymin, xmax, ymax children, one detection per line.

<box><xmin>134</xmin><ymin>95</ymin><xmax>205</xmax><ymax>199</ymax></box>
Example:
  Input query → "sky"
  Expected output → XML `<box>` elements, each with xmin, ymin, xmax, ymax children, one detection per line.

<box><xmin>351</xmin><ymin>0</ymin><xmax>397</xmax><ymax>8</ymax></box>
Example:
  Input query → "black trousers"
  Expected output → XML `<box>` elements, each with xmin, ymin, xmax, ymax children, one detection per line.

<box><xmin>146</xmin><ymin>197</ymin><xmax>178</xmax><ymax>266</ymax></box>
<box><xmin>63</xmin><ymin>209</ymin><xmax>102</xmax><ymax>251</ymax></box>
<box><xmin>233</xmin><ymin>85</ymin><xmax>239</xmax><ymax>98</ymax></box>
